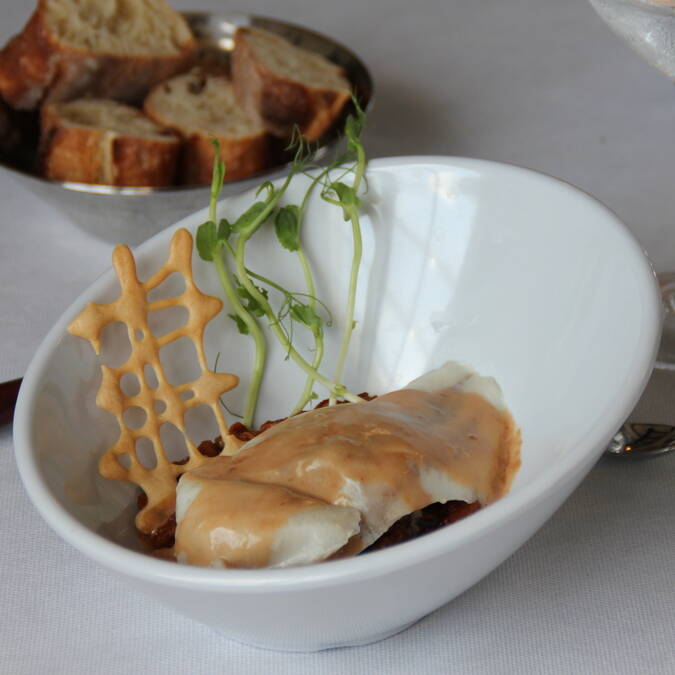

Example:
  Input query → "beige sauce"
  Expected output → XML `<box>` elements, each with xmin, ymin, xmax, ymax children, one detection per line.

<box><xmin>227</xmin><ymin>388</ymin><xmax>519</xmax><ymax>504</ymax></box>
<box><xmin>175</xmin><ymin>386</ymin><xmax>521</xmax><ymax>568</ymax></box>
<box><xmin>175</xmin><ymin>479</ymin><xmax>337</xmax><ymax>568</ymax></box>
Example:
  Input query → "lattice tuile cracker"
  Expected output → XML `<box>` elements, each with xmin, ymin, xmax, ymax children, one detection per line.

<box><xmin>68</xmin><ymin>228</ymin><xmax>241</xmax><ymax>534</ymax></box>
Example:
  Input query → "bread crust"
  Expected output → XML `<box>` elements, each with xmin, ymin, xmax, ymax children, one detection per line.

<box><xmin>0</xmin><ymin>1</ymin><xmax>195</xmax><ymax>110</ymax></box>
<box><xmin>143</xmin><ymin>72</ymin><xmax>269</xmax><ymax>185</ymax></box>
<box><xmin>181</xmin><ymin>131</ymin><xmax>268</xmax><ymax>185</ymax></box>
<box><xmin>39</xmin><ymin>102</ymin><xmax>180</xmax><ymax>186</ymax></box>
<box><xmin>232</xmin><ymin>28</ymin><xmax>350</xmax><ymax>141</ymax></box>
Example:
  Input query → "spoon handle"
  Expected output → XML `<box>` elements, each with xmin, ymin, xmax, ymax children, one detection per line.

<box><xmin>606</xmin><ymin>422</ymin><xmax>675</xmax><ymax>458</ymax></box>
<box><xmin>0</xmin><ymin>378</ymin><xmax>22</xmax><ymax>427</ymax></box>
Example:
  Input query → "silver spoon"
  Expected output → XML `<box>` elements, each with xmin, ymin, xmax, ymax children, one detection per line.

<box><xmin>606</xmin><ymin>422</ymin><xmax>675</xmax><ymax>458</ymax></box>
<box><xmin>606</xmin><ymin>276</ymin><xmax>675</xmax><ymax>457</ymax></box>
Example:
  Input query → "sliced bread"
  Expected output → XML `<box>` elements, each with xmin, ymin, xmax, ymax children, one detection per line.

<box><xmin>231</xmin><ymin>27</ymin><xmax>351</xmax><ymax>141</ymax></box>
<box><xmin>39</xmin><ymin>99</ymin><xmax>180</xmax><ymax>186</ymax></box>
<box><xmin>144</xmin><ymin>71</ymin><xmax>269</xmax><ymax>185</ymax></box>
<box><xmin>0</xmin><ymin>0</ymin><xmax>195</xmax><ymax>110</ymax></box>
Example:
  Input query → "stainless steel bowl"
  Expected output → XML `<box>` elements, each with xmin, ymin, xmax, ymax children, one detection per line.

<box><xmin>0</xmin><ymin>12</ymin><xmax>373</xmax><ymax>245</ymax></box>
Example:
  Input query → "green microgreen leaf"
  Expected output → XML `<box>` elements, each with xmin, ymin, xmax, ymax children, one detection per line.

<box><xmin>228</xmin><ymin>313</ymin><xmax>249</xmax><ymax>335</ymax></box>
<box><xmin>285</xmin><ymin>125</ymin><xmax>318</xmax><ymax>170</ymax></box>
<box><xmin>256</xmin><ymin>181</ymin><xmax>275</xmax><ymax>199</ymax></box>
<box><xmin>217</xmin><ymin>218</ymin><xmax>232</xmax><ymax>242</ymax></box>
<box><xmin>328</xmin><ymin>181</ymin><xmax>360</xmax><ymax>220</ymax></box>
<box><xmin>289</xmin><ymin>302</ymin><xmax>322</xmax><ymax>336</ymax></box>
<box><xmin>274</xmin><ymin>205</ymin><xmax>301</xmax><ymax>252</ymax></box>
<box><xmin>344</xmin><ymin>96</ymin><xmax>366</xmax><ymax>153</ymax></box>
<box><xmin>232</xmin><ymin>201</ymin><xmax>268</xmax><ymax>234</ymax></box>
<box><xmin>234</xmin><ymin>278</ymin><xmax>268</xmax><ymax>317</ymax></box>
<box><xmin>196</xmin><ymin>220</ymin><xmax>218</xmax><ymax>261</ymax></box>
<box><xmin>332</xmin><ymin>181</ymin><xmax>360</xmax><ymax>206</ymax></box>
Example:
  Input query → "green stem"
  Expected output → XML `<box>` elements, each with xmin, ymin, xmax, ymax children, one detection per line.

<box><xmin>212</xmin><ymin>250</ymin><xmax>266</xmax><ymax>428</ymax></box>
<box><xmin>242</xmin><ymin>171</ymin><xmax>295</xmax><ymax>239</ymax></box>
<box><xmin>291</xmin><ymin>248</ymin><xmax>323</xmax><ymax>413</ymax></box>
<box><xmin>332</xmin><ymin>205</ymin><xmax>362</xmax><ymax>394</ymax></box>
<box><xmin>245</xmin><ymin>269</ymin><xmax>333</xmax><ymax>320</ymax></box>
<box><xmin>234</xmin><ymin>234</ymin><xmax>360</xmax><ymax>402</ymax></box>
<box><xmin>296</xmin><ymin>249</ymin><xmax>317</xmax><ymax>299</ymax></box>
<box><xmin>258</xmin><ymin>168</ymin><xmax>332</xmax><ymax>413</ymax></box>
<box><xmin>292</xmin><ymin>332</ymin><xmax>323</xmax><ymax>413</ymax></box>
<box><xmin>291</xmin><ymin>165</ymin><xmax>343</xmax><ymax>410</ymax></box>
<box><xmin>331</xmin><ymin>143</ymin><xmax>366</xmax><ymax>401</ymax></box>
<box><xmin>209</xmin><ymin>185</ymin><xmax>218</xmax><ymax>224</ymax></box>
<box><xmin>353</xmin><ymin>145</ymin><xmax>366</xmax><ymax>191</ymax></box>
<box><xmin>245</xmin><ymin>269</ymin><xmax>292</xmax><ymax>297</ymax></box>
<box><xmin>289</xmin><ymin>169</ymin><xmax>330</xmax><ymax>411</ymax></box>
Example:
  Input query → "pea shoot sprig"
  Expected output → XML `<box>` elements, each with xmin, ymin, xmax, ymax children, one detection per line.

<box><xmin>197</xmin><ymin>99</ymin><xmax>367</xmax><ymax>427</ymax></box>
<box><xmin>318</xmin><ymin>108</ymin><xmax>366</xmax><ymax>403</ymax></box>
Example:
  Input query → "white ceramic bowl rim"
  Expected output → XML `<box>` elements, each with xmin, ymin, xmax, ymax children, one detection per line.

<box><xmin>13</xmin><ymin>156</ymin><xmax>661</xmax><ymax>591</ymax></box>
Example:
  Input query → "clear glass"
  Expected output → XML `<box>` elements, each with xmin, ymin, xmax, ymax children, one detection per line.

<box><xmin>590</xmin><ymin>0</ymin><xmax>675</xmax><ymax>370</ymax></box>
<box><xmin>589</xmin><ymin>0</ymin><xmax>675</xmax><ymax>80</ymax></box>
<box><xmin>656</xmin><ymin>274</ymin><xmax>675</xmax><ymax>369</ymax></box>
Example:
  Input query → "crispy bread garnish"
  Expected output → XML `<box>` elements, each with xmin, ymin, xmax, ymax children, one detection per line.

<box><xmin>68</xmin><ymin>228</ymin><xmax>241</xmax><ymax>533</ymax></box>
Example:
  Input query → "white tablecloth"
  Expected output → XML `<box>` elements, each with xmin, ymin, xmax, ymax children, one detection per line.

<box><xmin>1</xmin><ymin>0</ymin><xmax>673</xmax><ymax>672</ymax></box>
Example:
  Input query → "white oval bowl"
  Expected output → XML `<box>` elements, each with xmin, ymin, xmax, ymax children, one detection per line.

<box><xmin>13</xmin><ymin>157</ymin><xmax>661</xmax><ymax>651</ymax></box>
